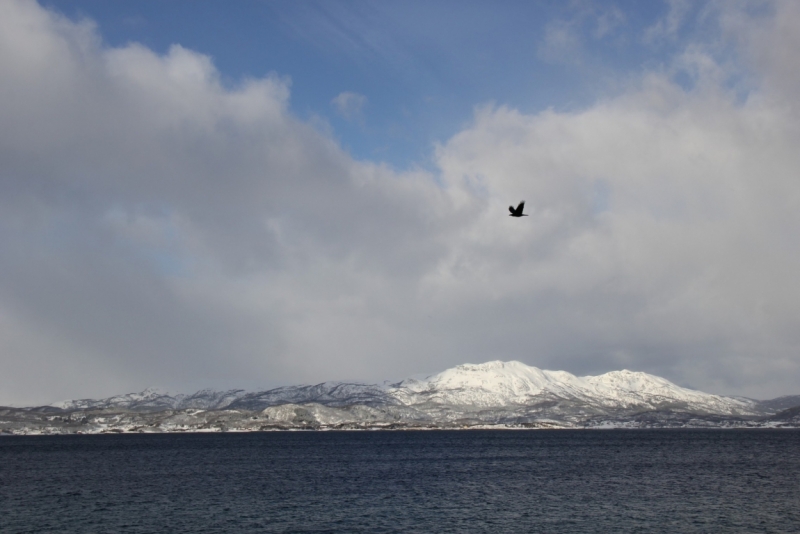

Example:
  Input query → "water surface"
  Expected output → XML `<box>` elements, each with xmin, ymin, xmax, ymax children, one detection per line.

<box><xmin>2</xmin><ymin>429</ymin><xmax>799</xmax><ymax>533</ymax></box>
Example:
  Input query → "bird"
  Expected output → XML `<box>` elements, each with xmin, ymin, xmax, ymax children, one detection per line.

<box><xmin>508</xmin><ymin>201</ymin><xmax>528</xmax><ymax>217</ymax></box>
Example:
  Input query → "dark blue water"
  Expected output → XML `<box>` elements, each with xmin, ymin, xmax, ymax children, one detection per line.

<box><xmin>2</xmin><ymin>430</ymin><xmax>799</xmax><ymax>533</ymax></box>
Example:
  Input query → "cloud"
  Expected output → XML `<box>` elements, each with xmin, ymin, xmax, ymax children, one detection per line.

<box><xmin>0</xmin><ymin>0</ymin><xmax>448</xmax><ymax>403</ymax></box>
<box><xmin>331</xmin><ymin>91</ymin><xmax>367</xmax><ymax>122</ymax></box>
<box><xmin>1</xmin><ymin>0</ymin><xmax>800</xmax><ymax>404</ymax></box>
<box><xmin>536</xmin><ymin>3</ymin><xmax>628</xmax><ymax>65</ymax></box>
<box><xmin>643</xmin><ymin>0</ymin><xmax>693</xmax><ymax>43</ymax></box>
<box><xmin>537</xmin><ymin>20</ymin><xmax>584</xmax><ymax>65</ymax></box>
<box><xmin>594</xmin><ymin>6</ymin><xmax>626</xmax><ymax>39</ymax></box>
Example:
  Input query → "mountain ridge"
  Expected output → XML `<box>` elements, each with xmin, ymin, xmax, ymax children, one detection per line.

<box><xmin>3</xmin><ymin>360</ymin><xmax>797</xmax><ymax>434</ymax></box>
<box><xmin>388</xmin><ymin>361</ymin><xmax>756</xmax><ymax>416</ymax></box>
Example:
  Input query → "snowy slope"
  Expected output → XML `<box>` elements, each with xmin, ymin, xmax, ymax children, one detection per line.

<box><xmin>388</xmin><ymin>361</ymin><xmax>757</xmax><ymax>416</ymax></box>
<box><xmin>50</xmin><ymin>383</ymin><xmax>391</xmax><ymax>412</ymax></box>
<box><xmin>51</xmin><ymin>387</ymin><xmax>184</xmax><ymax>411</ymax></box>
<box><xmin>583</xmin><ymin>369</ymin><xmax>753</xmax><ymax>414</ymax></box>
<box><xmin>229</xmin><ymin>382</ymin><xmax>395</xmax><ymax>410</ymax></box>
<box><xmin>390</xmin><ymin>361</ymin><xmax>588</xmax><ymax>406</ymax></box>
<box><xmin>47</xmin><ymin>360</ymin><xmax>759</xmax><ymax>419</ymax></box>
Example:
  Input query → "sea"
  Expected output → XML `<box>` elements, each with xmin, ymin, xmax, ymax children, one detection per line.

<box><xmin>2</xmin><ymin>429</ymin><xmax>799</xmax><ymax>533</ymax></box>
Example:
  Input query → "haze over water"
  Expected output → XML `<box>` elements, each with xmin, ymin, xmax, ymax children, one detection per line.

<box><xmin>3</xmin><ymin>430</ymin><xmax>799</xmax><ymax>533</ymax></box>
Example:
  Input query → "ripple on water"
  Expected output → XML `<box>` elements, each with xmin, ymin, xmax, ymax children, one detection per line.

<box><xmin>1</xmin><ymin>429</ymin><xmax>799</xmax><ymax>533</ymax></box>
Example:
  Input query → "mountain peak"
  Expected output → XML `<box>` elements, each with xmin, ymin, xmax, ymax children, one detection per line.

<box><xmin>390</xmin><ymin>360</ymin><xmax>757</xmax><ymax>415</ymax></box>
<box><xmin>455</xmin><ymin>360</ymin><xmax>523</xmax><ymax>370</ymax></box>
<box><xmin>46</xmin><ymin>360</ymin><xmax>761</xmax><ymax>421</ymax></box>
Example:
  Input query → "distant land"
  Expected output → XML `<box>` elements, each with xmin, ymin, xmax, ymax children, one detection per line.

<box><xmin>2</xmin><ymin>361</ymin><xmax>799</xmax><ymax>434</ymax></box>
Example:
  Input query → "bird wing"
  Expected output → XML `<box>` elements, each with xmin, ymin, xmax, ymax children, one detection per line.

<box><xmin>516</xmin><ymin>201</ymin><xmax>525</xmax><ymax>214</ymax></box>
<box><xmin>509</xmin><ymin>206</ymin><xmax>515</xmax><ymax>214</ymax></box>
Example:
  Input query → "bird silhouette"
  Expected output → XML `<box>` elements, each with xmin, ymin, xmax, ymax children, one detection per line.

<box><xmin>508</xmin><ymin>201</ymin><xmax>528</xmax><ymax>217</ymax></box>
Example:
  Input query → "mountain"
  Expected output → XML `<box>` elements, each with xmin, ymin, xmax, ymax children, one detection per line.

<box><xmin>2</xmin><ymin>361</ymin><xmax>797</xmax><ymax>434</ymax></box>
<box><xmin>754</xmin><ymin>395</ymin><xmax>800</xmax><ymax>413</ymax></box>
<box><xmin>228</xmin><ymin>383</ymin><xmax>396</xmax><ymax>410</ymax></box>
<box><xmin>389</xmin><ymin>361</ymin><xmax>757</xmax><ymax>416</ymax></box>
<box><xmin>49</xmin><ymin>383</ymin><xmax>395</xmax><ymax>412</ymax></box>
<box><xmin>51</xmin><ymin>387</ymin><xmax>248</xmax><ymax>411</ymax></box>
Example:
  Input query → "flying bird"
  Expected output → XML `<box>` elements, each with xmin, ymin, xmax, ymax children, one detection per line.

<box><xmin>508</xmin><ymin>201</ymin><xmax>528</xmax><ymax>217</ymax></box>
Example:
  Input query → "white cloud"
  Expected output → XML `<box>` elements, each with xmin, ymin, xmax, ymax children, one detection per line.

<box><xmin>537</xmin><ymin>20</ymin><xmax>583</xmax><ymax>65</ymax></box>
<box><xmin>536</xmin><ymin>3</ymin><xmax>628</xmax><ymax>65</ymax></box>
<box><xmin>1</xmin><ymin>0</ymin><xmax>800</xmax><ymax>404</ymax></box>
<box><xmin>0</xmin><ymin>0</ymin><xmax>445</xmax><ymax>403</ymax></box>
<box><xmin>331</xmin><ymin>91</ymin><xmax>367</xmax><ymax>122</ymax></box>
<box><xmin>643</xmin><ymin>0</ymin><xmax>692</xmax><ymax>43</ymax></box>
<box><xmin>432</xmin><ymin>16</ymin><xmax>800</xmax><ymax>395</ymax></box>
<box><xmin>594</xmin><ymin>6</ymin><xmax>626</xmax><ymax>39</ymax></box>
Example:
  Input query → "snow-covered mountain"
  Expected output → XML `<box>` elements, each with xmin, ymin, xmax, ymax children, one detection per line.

<box><xmin>49</xmin><ymin>360</ymin><xmax>761</xmax><ymax>416</ymax></box>
<box><xmin>52</xmin><ymin>387</ymin><xmax>249</xmax><ymax>411</ymax></box>
<box><xmin>51</xmin><ymin>387</ymin><xmax>185</xmax><ymax>411</ymax></box>
<box><xmin>390</xmin><ymin>361</ymin><xmax>757</xmax><ymax>416</ymax></box>
<box><xmin>50</xmin><ymin>383</ymin><xmax>395</xmax><ymax>412</ymax></box>
<box><xmin>4</xmin><ymin>360</ymin><xmax>795</xmax><ymax>434</ymax></box>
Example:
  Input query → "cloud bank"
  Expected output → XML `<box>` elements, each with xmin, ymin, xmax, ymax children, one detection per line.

<box><xmin>1</xmin><ymin>0</ymin><xmax>799</xmax><ymax>404</ymax></box>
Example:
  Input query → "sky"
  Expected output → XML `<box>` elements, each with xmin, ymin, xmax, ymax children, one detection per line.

<box><xmin>2</xmin><ymin>0</ymin><xmax>800</xmax><ymax>405</ymax></box>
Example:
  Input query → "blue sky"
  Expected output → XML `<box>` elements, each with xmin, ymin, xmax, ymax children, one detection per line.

<box><xmin>44</xmin><ymin>0</ymin><xmax>695</xmax><ymax>168</ymax></box>
<box><xmin>3</xmin><ymin>0</ymin><xmax>800</xmax><ymax>404</ymax></box>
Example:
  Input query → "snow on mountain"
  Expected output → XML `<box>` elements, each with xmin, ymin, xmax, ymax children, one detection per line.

<box><xmin>50</xmin><ymin>387</ymin><xmax>251</xmax><ymax>411</ymax></box>
<box><xmin>176</xmin><ymin>389</ymin><xmax>247</xmax><ymax>410</ymax></box>
<box><xmin>583</xmin><ymin>369</ymin><xmax>753</xmax><ymax>414</ymax></box>
<box><xmin>51</xmin><ymin>387</ymin><xmax>182</xmax><ymax>411</ymax></box>
<box><xmin>47</xmin><ymin>360</ymin><xmax>760</xmax><ymax>419</ymax></box>
<box><xmin>48</xmin><ymin>383</ymin><xmax>392</xmax><ymax>412</ymax></box>
<box><xmin>388</xmin><ymin>361</ymin><xmax>757</xmax><ymax>416</ymax></box>
<box><xmin>390</xmin><ymin>361</ymin><xmax>588</xmax><ymax>406</ymax></box>
<box><xmin>228</xmin><ymin>382</ymin><xmax>395</xmax><ymax>410</ymax></box>
<box><xmin>7</xmin><ymin>360</ymin><xmax>798</xmax><ymax>434</ymax></box>
<box><xmin>260</xmin><ymin>403</ymin><xmax>426</xmax><ymax>427</ymax></box>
